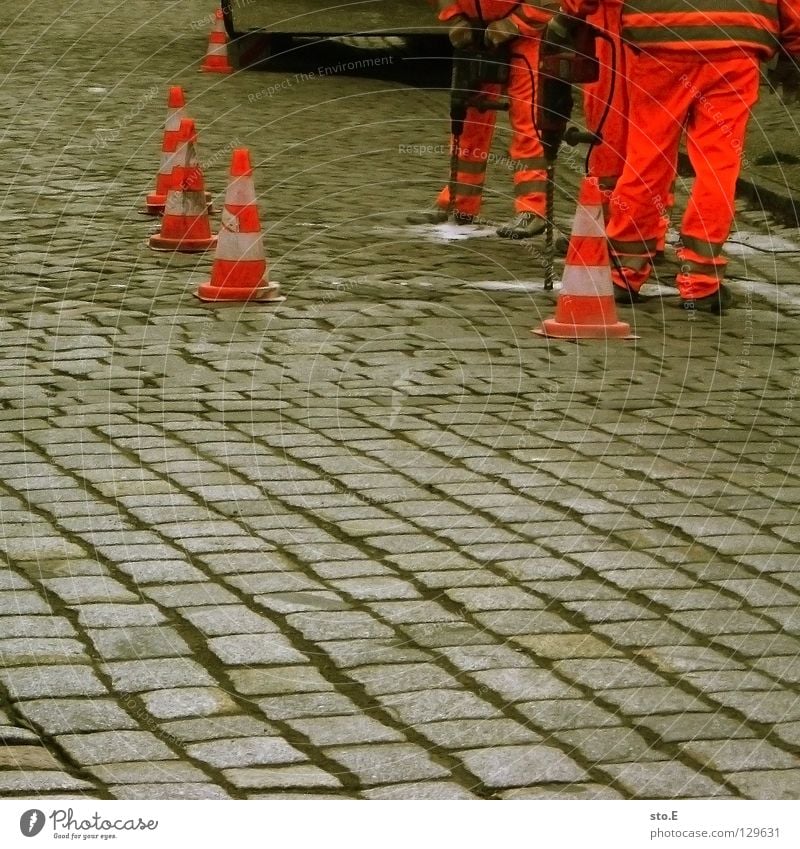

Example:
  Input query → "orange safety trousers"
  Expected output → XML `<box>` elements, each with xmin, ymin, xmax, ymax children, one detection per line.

<box><xmin>436</xmin><ymin>35</ymin><xmax>548</xmax><ymax>217</ymax></box>
<box><xmin>608</xmin><ymin>49</ymin><xmax>760</xmax><ymax>300</ymax></box>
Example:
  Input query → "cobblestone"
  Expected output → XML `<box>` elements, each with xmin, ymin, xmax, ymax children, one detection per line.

<box><xmin>0</xmin><ymin>0</ymin><xmax>798</xmax><ymax>801</ymax></box>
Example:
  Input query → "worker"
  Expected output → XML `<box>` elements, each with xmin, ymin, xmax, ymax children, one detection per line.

<box><xmin>558</xmin><ymin>0</ymin><xmax>800</xmax><ymax>313</ymax></box>
<box><xmin>411</xmin><ymin>1</ymin><xmax>560</xmax><ymax>239</ymax></box>
<box><xmin>580</xmin><ymin>1</ymin><xmax>674</xmax><ymax>256</ymax></box>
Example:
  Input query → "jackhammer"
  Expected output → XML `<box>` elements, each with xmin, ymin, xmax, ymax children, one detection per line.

<box><xmin>536</xmin><ymin>15</ymin><xmax>600</xmax><ymax>290</ymax></box>
<box><xmin>447</xmin><ymin>42</ymin><xmax>510</xmax><ymax>220</ymax></box>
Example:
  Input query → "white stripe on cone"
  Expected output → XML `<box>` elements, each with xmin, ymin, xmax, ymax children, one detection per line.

<box><xmin>570</xmin><ymin>203</ymin><xmax>604</xmax><ymax>239</ymax></box>
<box><xmin>224</xmin><ymin>177</ymin><xmax>257</xmax><ymax>207</ymax></box>
<box><xmin>165</xmin><ymin>190</ymin><xmax>207</xmax><ymax>216</ymax></box>
<box><xmin>560</xmin><ymin>265</ymin><xmax>613</xmax><ymax>297</ymax></box>
<box><xmin>215</xmin><ymin>230</ymin><xmax>265</xmax><ymax>262</ymax></box>
<box><xmin>207</xmin><ymin>43</ymin><xmax>227</xmax><ymax>57</ymax></box>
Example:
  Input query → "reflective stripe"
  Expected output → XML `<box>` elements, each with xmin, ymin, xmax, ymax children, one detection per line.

<box><xmin>609</xmin><ymin>251</ymin><xmax>651</xmax><ymax>272</ymax></box>
<box><xmin>513</xmin><ymin>157</ymin><xmax>548</xmax><ymax>171</ymax></box>
<box><xmin>628</xmin><ymin>0</ymin><xmax>776</xmax><ymax>15</ymax></box>
<box><xmin>207</xmin><ymin>42</ymin><xmax>227</xmax><ymax>56</ymax></box>
<box><xmin>570</xmin><ymin>203</ymin><xmax>604</xmax><ymax>239</ymax></box>
<box><xmin>453</xmin><ymin>182</ymin><xmax>484</xmax><ymax>197</ymax></box>
<box><xmin>625</xmin><ymin>25</ymin><xmax>778</xmax><ymax>50</ymax></box>
<box><xmin>456</xmin><ymin>159</ymin><xmax>488</xmax><ymax>175</ymax></box>
<box><xmin>165</xmin><ymin>109</ymin><xmax>184</xmax><ymax>132</ymax></box>
<box><xmin>680</xmin><ymin>234</ymin><xmax>725</xmax><ymax>258</ymax></box>
<box><xmin>561</xmin><ymin>265</ymin><xmax>613</xmax><ymax>297</ymax></box>
<box><xmin>515</xmin><ymin>179</ymin><xmax>548</xmax><ymax>195</ymax></box>
<box><xmin>677</xmin><ymin>259</ymin><xmax>724</xmax><ymax>278</ymax></box>
<box><xmin>215</xmin><ymin>230</ymin><xmax>265</xmax><ymax>262</ymax></box>
<box><xmin>609</xmin><ymin>237</ymin><xmax>658</xmax><ymax>254</ymax></box>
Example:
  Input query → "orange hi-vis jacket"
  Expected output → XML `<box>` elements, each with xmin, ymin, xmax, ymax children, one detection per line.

<box><xmin>434</xmin><ymin>1</ymin><xmax>554</xmax><ymax>37</ymax></box>
<box><xmin>563</xmin><ymin>0</ymin><xmax>800</xmax><ymax>58</ymax></box>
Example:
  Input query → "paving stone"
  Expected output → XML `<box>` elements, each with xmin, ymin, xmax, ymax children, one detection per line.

<box><xmin>56</xmin><ymin>731</ymin><xmax>177</xmax><ymax>766</ymax></box>
<box><xmin>317</xmin><ymin>639</ymin><xmax>429</xmax><ymax>668</ymax></box>
<box><xmin>472</xmin><ymin>668</ymin><xmax>582</xmax><ymax>703</ymax></box>
<box><xmin>458</xmin><ymin>744</ymin><xmax>586</xmax><ymax>788</ymax></box>
<box><xmin>0</xmin><ymin>771</ymin><xmax>94</xmax><ymax>793</ymax></box>
<box><xmin>141</xmin><ymin>687</ymin><xmax>239</xmax><ymax>720</ymax></box>
<box><xmin>636</xmin><ymin>712</ymin><xmax>752</xmax><ymax>743</ymax></box>
<box><xmin>517</xmin><ymin>699</ymin><xmax>622</xmax><ymax>730</ymax></box>
<box><xmin>88</xmin><ymin>761</ymin><xmax>209</xmax><ymax>784</ymax></box>
<box><xmin>223</xmin><ymin>765</ymin><xmax>342</xmax><ymax>789</ymax></box>
<box><xmin>207</xmin><ymin>634</ymin><xmax>308</xmax><ymax>665</ymax></box>
<box><xmin>0</xmin><ymin>745</ymin><xmax>63</xmax><ymax>770</ymax></box>
<box><xmin>680</xmin><ymin>739</ymin><xmax>799</xmax><ymax>772</ymax></box>
<box><xmin>324</xmin><ymin>743</ymin><xmax>450</xmax><ymax>785</ymax></box>
<box><xmin>417</xmin><ymin>719</ymin><xmax>541</xmax><ymax>750</ymax></box>
<box><xmin>0</xmin><ymin>591</ymin><xmax>52</xmax><ymax>615</ymax></box>
<box><xmin>708</xmin><ymin>690</ymin><xmax>800</xmax><ymax>723</ymax></box>
<box><xmin>186</xmin><ymin>737</ymin><xmax>306</xmax><ymax>768</ymax></box>
<box><xmin>87</xmin><ymin>626</ymin><xmax>193</xmax><ymax>660</ymax></box>
<box><xmin>286</xmin><ymin>611</ymin><xmax>394</xmax><ymax>641</ymax></box>
<box><xmin>511</xmin><ymin>633</ymin><xmax>623</xmax><ymax>659</ymax></box>
<box><xmin>179</xmin><ymin>605</ymin><xmax>281</xmax><ymax>636</ymax></box>
<box><xmin>0</xmin><ymin>637</ymin><xmax>86</xmax><ymax>665</ymax></box>
<box><xmin>42</xmin><ymin>576</ymin><xmax>138</xmax><ymax>604</ymax></box>
<box><xmin>103</xmin><ymin>658</ymin><xmax>216</xmax><ymax>693</ymax></box>
<box><xmin>109</xmin><ymin>783</ymin><xmax>231</xmax><ymax>799</ymax></box>
<box><xmin>604</xmin><ymin>761</ymin><xmax>731</xmax><ymax>798</ymax></box>
<box><xmin>18</xmin><ymin>698</ymin><xmax>138</xmax><ymax>735</ymax></box>
<box><xmin>0</xmin><ymin>616</ymin><xmax>76</xmax><ymax>639</ymax></box>
<box><xmin>559</xmin><ymin>727</ymin><xmax>666</xmax><ymax>764</ymax></box>
<box><xmin>500</xmin><ymin>784</ymin><xmax>625</xmax><ymax>799</ymax></box>
<box><xmin>160</xmin><ymin>716</ymin><xmax>275</xmax><ymax>743</ymax></box>
<box><xmin>361</xmin><ymin>781</ymin><xmax>477</xmax><ymax>799</ymax></box>
<box><xmin>724</xmin><ymin>769</ymin><xmax>800</xmax><ymax>800</ymax></box>
<box><xmin>349</xmin><ymin>663</ymin><xmax>459</xmax><ymax>696</ymax></box>
<box><xmin>288</xmin><ymin>715</ymin><xmax>405</xmax><ymax>746</ymax></box>
<box><xmin>257</xmin><ymin>693</ymin><xmax>361</xmax><ymax>721</ymax></box>
<box><xmin>76</xmin><ymin>604</ymin><xmax>166</xmax><ymax>628</ymax></box>
<box><xmin>228</xmin><ymin>666</ymin><xmax>333</xmax><ymax>696</ymax></box>
<box><xmin>379</xmin><ymin>689</ymin><xmax>500</xmax><ymax>725</ymax></box>
<box><xmin>0</xmin><ymin>665</ymin><xmax>107</xmax><ymax>700</ymax></box>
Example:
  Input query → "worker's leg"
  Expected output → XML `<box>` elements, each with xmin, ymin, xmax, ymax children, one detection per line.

<box><xmin>677</xmin><ymin>55</ymin><xmax>760</xmax><ymax>305</ymax></box>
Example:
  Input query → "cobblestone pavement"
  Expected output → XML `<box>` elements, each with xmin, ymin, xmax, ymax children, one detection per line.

<box><xmin>1</xmin><ymin>1</ymin><xmax>799</xmax><ymax>801</ymax></box>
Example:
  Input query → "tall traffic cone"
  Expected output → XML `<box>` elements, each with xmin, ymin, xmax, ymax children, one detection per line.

<box><xmin>143</xmin><ymin>86</ymin><xmax>186</xmax><ymax>216</ymax></box>
<box><xmin>200</xmin><ymin>9</ymin><xmax>234</xmax><ymax>74</ymax></box>
<box><xmin>195</xmin><ymin>148</ymin><xmax>284</xmax><ymax>303</ymax></box>
<box><xmin>149</xmin><ymin>119</ymin><xmax>217</xmax><ymax>253</ymax></box>
<box><xmin>535</xmin><ymin>177</ymin><xmax>632</xmax><ymax>340</ymax></box>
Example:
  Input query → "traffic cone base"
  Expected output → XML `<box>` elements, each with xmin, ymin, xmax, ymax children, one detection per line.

<box><xmin>536</xmin><ymin>295</ymin><xmax>631</xmax><ymax>339</ymax></box>
<box><xmin>195</xmin><ymin>279</ymin><xmax>284</xmax><ymax>303</ymax></box>
<box><xmin>534</xmin><ymin>177</ymin><xmax>634</xmax><ymax>341</ymax></box>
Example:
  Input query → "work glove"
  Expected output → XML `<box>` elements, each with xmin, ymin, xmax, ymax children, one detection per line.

<box><xmin>485</xmin><ymin>18</ymin><xmax>519</xmax><ymax>49</ymax></box>
<box><xmin>769</xmin><ymin>53</ymin><xmax>800</xmax><ymax>105</ymax></box>
<box><xmin>542</xmin><ymin>13</ymin><xmax>576</xmax><ymax>52</ymax></box>
<box><xmin>448</xmin><ymin>15</ymin><xmax>476</xmax><ymax>50</ymax></box>
<box><xmin>561</xmin><ymin>0</ymin><xmax>600</xmax><ymax>14</ymax></box>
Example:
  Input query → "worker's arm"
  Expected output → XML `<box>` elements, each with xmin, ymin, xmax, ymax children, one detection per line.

<box><xmin>485</xmin><ymin>1</ymin><xmax>560</xmax><ymax>46</ymax></box>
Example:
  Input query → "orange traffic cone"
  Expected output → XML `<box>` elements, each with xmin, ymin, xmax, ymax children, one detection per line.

<box><xmin>196</xmin><ymin>148</ymin><xmax>284</xmax><ymax>303</ymax></box>
<box><xmin>144</xmin><ymin>86</ymin><xmax>186</xmax><ymax>216</ymax></box>
<box><xmin>149</xmin><ymin>119</ymin><xmax>217</xmax><ymax>253</ymax></box>
<box><xmin>535</xmin><ymin>177</ymin><xmax>632</xmax><ymax>340</ymax></box>
<box><xmin>201</xmin><ymin>9</ymin><xmax>234</xmax><ymax>74</ymax></box>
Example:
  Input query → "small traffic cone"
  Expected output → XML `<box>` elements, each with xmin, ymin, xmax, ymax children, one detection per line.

<box><xmin>149</xmin><ymin>119</ymin><xmax>217</xmax><ymax>253</ymax></box>
<box><xmin>143</xmin><ymin>86</ymin><xmax>186</xmax><ymax>216</ymax></box>
<box><xmin>535</xmin><ymin>177</ymin><xmax>632</xmax><ymax>340</ymax></box>
<box><xmin>200</xmin><ymin>9</ymin><xmax>234</xmax><ymax>74</ymax></box>
<box><xmin>195</xmin><ymin>148</ymin><xmax>284</xmax><ymax>303</ymax></box>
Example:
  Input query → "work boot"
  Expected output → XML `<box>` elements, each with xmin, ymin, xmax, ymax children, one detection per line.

<box><xmin>613</xmin><ymin>282</ymin><xmax>642</xmax><ymax>305</ymax></box>
<box><xmin>406</xmin><ymin>207</ymin><xmax>473</xmax><ymax>225</ymax></box>
<box><xmin>496</xmin><ymin>212</ymin><xmax>547</xmax><ymax>239</ymax></box>
<box><xmin>681</xmin><ymin>284</ymin><xmax>733</xmax><ymax>315</ymax></box>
